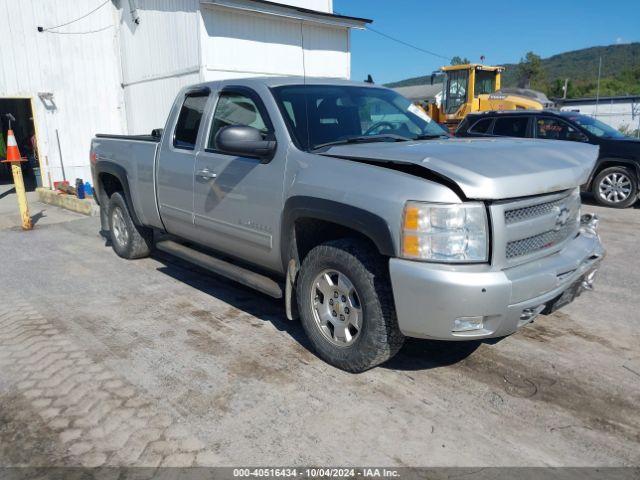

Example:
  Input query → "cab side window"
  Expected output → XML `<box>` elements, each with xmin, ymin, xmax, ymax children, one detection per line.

<box><xmin>536</xmin><ymin>117</ymin><xmax>587</xmax><ymax>142</ymax></box>
<box><xmin>173</xmin><ymin>93</ymin><xmax>209</xmax><ymax>150</ymax></box>
<box><xmin>208</xmin><ymin>93</ymin><xmax>269</xmax><ymax>150</ymax></box>
<box><xmin>493</xmin><ymin>117</ymin><xmax>529</xmax><ymax>138</ymax></box>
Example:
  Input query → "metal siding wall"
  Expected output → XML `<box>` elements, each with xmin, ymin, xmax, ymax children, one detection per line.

<box><xmin>119</xmin><ymin>0</ymin><xmax>201</xmax><ymax>134</ymax></box>
<box><xmin>202</xmin><ymin>7</ymin><xmax>304</xmax><ymax>79</ymax></box>
<box><xmin>560</xmin><ymin>102</ymin><xmax>640</xmax><ymax>131</ymax></box>
<box><xmin>269</xmin><ymin>0</ymin><xmax>332</xmax><ymax>12</ymax></box>
<box><xmin>124</xmin><ymin>72</ymin><xmax>202</xmax><ymax>134</ymax></box>
<box><xmin>119</xmin><ymin>0</ymin><xmax>200</xmax><ymax>85</ymax></box>
<box><xmin>0</xmin><ymin>0</ymin><xmax>125</xmax><ymax>185</ymax></box>
<box><xmin>302</xmin><ymin>23</ymin><xmax>349</xmax><ymax>78</ymax></box>
<box><xmin>0</xmin><ymin>0</ymin><xmax>353</xmax><ymax>182</ymax></box>
<box><xmin>201</xmin><ymin>6</ymin><xmax>350</xmax><ymax>81</ymax></box>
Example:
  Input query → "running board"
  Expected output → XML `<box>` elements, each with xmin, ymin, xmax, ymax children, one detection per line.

<box><xmin>156</xmin><ymin>240</ymin><xmax>283</xmax><ymax>299</ymax></box>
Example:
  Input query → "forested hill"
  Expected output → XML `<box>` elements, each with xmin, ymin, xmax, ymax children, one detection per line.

<box><xmin>501</xmin><ymin>43</ymin><xmax>640</xmax><ymax>87</ymax></box>
<box><xmin>386</xmin><ymin>43</ymin><xmax>640</xmax><ymax>98</ymax></box>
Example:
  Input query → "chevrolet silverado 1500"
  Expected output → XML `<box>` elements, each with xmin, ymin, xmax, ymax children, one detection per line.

<box><xmin>91</xmin><ymin>77</ymin><xmax>604</xmax><ymax>372</ymax></box>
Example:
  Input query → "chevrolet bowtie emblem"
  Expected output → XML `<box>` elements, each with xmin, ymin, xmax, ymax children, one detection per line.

<box><xmin>554</xmin><ymin>206</ymin><xmax>571</xmax><ymax>230</ymax></box>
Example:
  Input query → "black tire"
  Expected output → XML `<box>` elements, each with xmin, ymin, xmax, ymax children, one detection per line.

<box><xmin>107</xmin><ymin>192</ymin><xmax>153</xmax><ymax>259</ymax></box>
<box><xmin>591</xmin><ymin>166</ymin><xmax>638</xmax><ymax>208</ymax></box>
<box><xmin>296</xmin><ymin>238</ymin><xmax>404</xmax><ymax>373</ymax></box>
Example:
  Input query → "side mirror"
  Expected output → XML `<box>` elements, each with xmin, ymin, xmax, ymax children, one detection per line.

<box><xmin>215</xmin><ymin>125</ymin><xmax>276</xmax><ymax>162</ymax></box>
<box><xmin>566</xmin><ymin>131</ymin><xmax>588</xmax><ymax>143</ymax></box>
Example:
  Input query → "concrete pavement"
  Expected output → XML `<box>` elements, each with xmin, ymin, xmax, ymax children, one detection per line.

<box><xmin>0</xmin><ymin>198</ymin><xmax>638</xmax><ymax>467</ymax></box>
<box><xmin>0</xmin><ymin>183</ymin><xmax>86</xmax><ymax>230</ymax></box>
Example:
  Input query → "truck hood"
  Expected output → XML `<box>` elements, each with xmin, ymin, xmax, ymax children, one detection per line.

<box><xmin>320</xmin><ymin>138</ymin><xmax>599</xmax><ymax>200</ymax></box>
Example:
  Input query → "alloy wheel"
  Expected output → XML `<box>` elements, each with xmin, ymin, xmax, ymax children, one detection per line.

<box><xmin>111</xmin><ymin>207</ymin><xmax>129</xmax><ymax>248</ymax></box>
<box><xmin>310</xmin><ymin>269</ymin><xmax>363</xmax><ymax>347</ymax></box>
<box><xmin>599</xmin><ymin>172</ymin><xmax>632</xmax><ymax>203</ymax></box>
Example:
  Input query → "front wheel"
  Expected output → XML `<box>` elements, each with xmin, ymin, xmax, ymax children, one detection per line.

<box><xmin>108</xmin><ymin>192</ymin><xmax>153</xmax><ymax>259</ymax></box>
<box><xmin>592</xmin><ymin>166</ymin><xmax>638</xmax><ymax>208</ymax></box>
<box><xmin>296</xmin><ymin>239</ymin><xmax>404</xmax><ymax>373</ymax></box>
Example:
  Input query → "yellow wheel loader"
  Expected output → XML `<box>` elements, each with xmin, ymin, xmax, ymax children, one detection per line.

<box><xmin>426</xmin><ymin>64</ymin><xmax>553</xmax><ymax>132</ymax></box>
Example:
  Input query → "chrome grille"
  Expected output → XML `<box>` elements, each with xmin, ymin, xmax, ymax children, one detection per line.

<box><xmin>506</xmin><ymin>221</ymin><xmax>577</xmax><ymax>259</ymax></box>
<box><xmin>493</xmin><ymin>189</ymin><xmax>581</xmax><ymax>265</ymax></box>
<box><xmin>505</xmin><ymin>196</ymin><xmax>571</xmax><ymax>224</ymax></box>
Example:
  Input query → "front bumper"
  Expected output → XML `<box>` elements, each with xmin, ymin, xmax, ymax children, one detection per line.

<box><xmin>389</xmin><ymin>224</ymin><xmax>605</xmax><ymax>340</ymax></box>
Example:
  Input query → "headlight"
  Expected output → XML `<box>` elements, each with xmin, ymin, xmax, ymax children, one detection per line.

<box><xmin>401</xmin><ymin>201</ymin><xmax>489</xmax><ymax>262</ymax></box>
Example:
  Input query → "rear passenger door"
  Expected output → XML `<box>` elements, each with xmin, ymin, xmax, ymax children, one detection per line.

<box><xmin>491</xmin><ymin>116</ymin><xmax>532</xmax><ymax>138</ymax></box>
<box><xmin>156</xmin><ymin>87</ymin><xmax>210</xmax><ymax>239</ymax></box>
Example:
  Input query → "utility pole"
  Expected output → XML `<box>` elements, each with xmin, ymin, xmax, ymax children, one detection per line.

<box><xmin>595</xmin><ymin>56</ymin><xmax>602</xmax><ymax>117</ymax></box>
<box><xmin>635</xmin><ymin>99</ymin><xmax>640</xmax><ymax>139</ymax></box>
<box><xmin>562</xmin><ymin>78</ymin><xmax>569</xmax><ymax>99</ymax></box>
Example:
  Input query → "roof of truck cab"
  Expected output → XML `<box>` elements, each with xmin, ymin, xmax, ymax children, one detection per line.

<box><xmin>187</xmin><ymin>77</ymin><xmax>383</xmax><ymax>90</ymax></box>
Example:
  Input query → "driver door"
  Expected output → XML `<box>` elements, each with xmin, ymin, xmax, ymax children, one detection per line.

<box><xmin>192</xmin><ymin>86</ymin><xmax>284</xmax><ymax>271</ymax></box>
<box><xmin>534</xmin><ymin>117</ymin><xmax>589</xmax><ymax>142</ymax></box>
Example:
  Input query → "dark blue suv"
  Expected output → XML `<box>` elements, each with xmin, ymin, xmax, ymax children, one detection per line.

<box><xmin>456</xmin><ymin>110</ymin><xmax>640</xmax><ymax>208</ymax></box>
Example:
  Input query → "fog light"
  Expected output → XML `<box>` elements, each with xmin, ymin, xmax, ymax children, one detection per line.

<box><xmin>581</xmin><ymin>269</ymin><xmax>597</xmax><ymax>291</ymax></box>
<box><xmin>580</xmin><ymin>213</ymin><xmax>599</xmax><ymax>236</ymax></box>
<box><xmin>520</xmin><ymin>304</ymin><xmax>546</xmax><ymax>322</ymax></box>
<box><xmin>453</xmin><ymin>316</ymin><xmax>484</xmax><ymax>332</ymax></box>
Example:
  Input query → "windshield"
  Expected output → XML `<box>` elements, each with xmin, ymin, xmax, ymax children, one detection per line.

<box><xmin>271</xmin><ymin>85</ymin><xmax>448</xmax><ymax>151</ymax></box>
<box><xmin>567</xmin><ymin>114</ymin><xmax>626</xmax><ymax>139</ymax></box>
<box><xmin>474</xmin><ymin>70</ymin><xmax>496</xmax><ymax>96</ymax></box>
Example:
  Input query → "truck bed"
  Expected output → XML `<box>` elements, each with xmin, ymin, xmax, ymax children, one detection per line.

<box><xmin>91</xmin><ymin>135</ymin><xmax>163</xmax><ymax>230</ymax></box>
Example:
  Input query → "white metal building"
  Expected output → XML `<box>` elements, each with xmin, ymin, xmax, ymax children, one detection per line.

<box><xmin>558</xmin><ymin>95</ymin><xmax>640</xmax><ymax>136</ymax></box>
<box><xmin>392</xmin><ymin>84</ymin><xmax>443</xmax><ymax>107</ymax></box>
<box><xmin>0</xmin><ymin>0</ymin><xmax>370</xmax><ymax>188</ymax></box>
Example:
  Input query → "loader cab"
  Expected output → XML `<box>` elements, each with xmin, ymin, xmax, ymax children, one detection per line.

<box><xmin>441</xmin><ymin>64</ymin><xmax>503</xmax><ymax>116</ymax></box>
<box><xmin>442</xmin><ymin>68</ymin><xmax>469</xmax><ymax>115</ymax></box>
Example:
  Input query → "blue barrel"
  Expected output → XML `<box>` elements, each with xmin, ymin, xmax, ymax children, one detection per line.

<box><xmin>76</xmin><ymin>178</ymin><xmax>85</xmax><ymax>199</ymax></box>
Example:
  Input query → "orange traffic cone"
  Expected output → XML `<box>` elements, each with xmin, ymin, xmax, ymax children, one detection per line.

<box><xmin>1</xmin><ymin>129</ymin><xmax>25</xmax><ymax>163</ymax></box>
<box><xmin>2</xmin><ymin>129</ymin><xmax>32</xmax><ymax>230</ymax></box>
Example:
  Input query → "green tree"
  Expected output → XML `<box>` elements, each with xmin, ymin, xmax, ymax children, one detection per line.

<box><xmin>618</xmin><ymin>124</ymin><xmax>640</xmax><ymax>138</ymax></box>
<box><xmin>450</xmin><ymin>56</ymin><xmax>471</xmax><ymax>66</ymax></box>
<box><xmin>518</xmin><ymin>52</ymin><xmax>544</xmax><ymax>89</ymax></box>
<box><xmin>547</xmin><ymin>78</ymin><xmax>579</xmax><ymax>99</ymax></box>
<box><xmin>547</xmin><ymin>79</ymin><xmax>564</xmax><ymax>98</ymax></box>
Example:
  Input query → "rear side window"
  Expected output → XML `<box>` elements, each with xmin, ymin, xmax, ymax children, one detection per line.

<box><xmin>469</xmin><ymin>118</ymin><xmax>493</xmax><ymax>134</ymax></box>
<box><xmin>173</xmin><ymin>94</ymin><xmax>209</xmax><ymax>150</ymax></box>
<box><xmin>493</xmin><ymin>117</ymin><xmax>529</xmax><ymax>138</ymax></box>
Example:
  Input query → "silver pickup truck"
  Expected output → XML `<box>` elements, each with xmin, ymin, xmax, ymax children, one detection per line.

<box><xmin>91</xmin><ymin>77</ymin><xmax>604</xmax><ymax>372</ymax></box>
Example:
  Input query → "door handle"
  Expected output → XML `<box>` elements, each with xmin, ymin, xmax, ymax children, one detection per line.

<box><xmin>196</xmin><ymin>169</ymin><xmax>217</xmax><ymax>179</ymax></box>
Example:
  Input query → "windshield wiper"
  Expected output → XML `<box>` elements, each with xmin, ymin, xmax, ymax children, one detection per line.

<box><xmin>312</xmin><ymin>134</ymin><xmax>411</xmax><ymax>151</ymax></box>
<box><xmin>414</xmin><ymin>133</ymin><xmax>450</xmax><ymax>140</ymax></box>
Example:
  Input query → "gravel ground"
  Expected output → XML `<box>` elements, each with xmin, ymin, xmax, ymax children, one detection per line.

<box><xmin>0</xmin><ymin>198</ymin><xmax>638</xmax><ymax>468</ymax></box>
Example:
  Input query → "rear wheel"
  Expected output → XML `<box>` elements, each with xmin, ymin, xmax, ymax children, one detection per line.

<box><xmin>296</xmin><ymin>239</ymin><xmax>404</xmax><ymax>373</ymax></box>
<box><xmin>592</xmin><ymin>166</ymin><xmax>638</xmax><ymax>208</ymax></box>
<box><xmin>108</xmin><ymin>192</ymin><xmax>153</xmax><ymax>259</ymax></box>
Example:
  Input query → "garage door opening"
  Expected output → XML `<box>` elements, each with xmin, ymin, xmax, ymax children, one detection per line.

<box><xmin>0</xmin><ymin>98</ymin><xmax>41</xmax><ymax>194</ymax></box>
